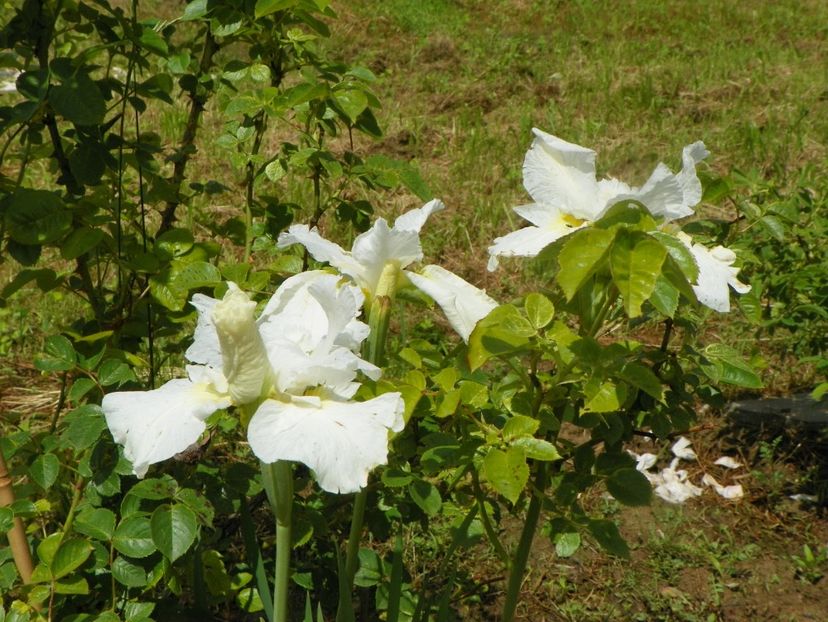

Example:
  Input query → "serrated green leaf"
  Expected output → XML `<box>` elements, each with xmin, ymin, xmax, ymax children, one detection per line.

<box><xmin>113</xmin><ymin>515</ymin><xmax>156</xmax><ymax>558</ymax></box>
<box><xmin>606</xmin><ymin>468</ymin><xmax>652</xmax><ymax>506</ymax></box>
<box><xmin>467</xmin><ymin>305</ymin><xmax>533</xmax><ymax>370</ymax></box>
<box><xmin>68</xmin><ymin>143</ymin><xmax>107</xmax><ymax>186</ymax></box>
<box><xmin>61</xmin><ymin>227</ymin><xmax>105</xmax><ymax>260</ymax></box>
<box><xmin>51</xmin><ymin>538</ymin><xmax>92</xmax><ymax>579</ymax></box>
<box><xmin>60</xmin><ymin>404</ymin><xmax>107</xmax><ymax>451</ymax></box>
<box><xmin>29</xmin><ymin>454</ymin><xmax>60</xmax><ymax>490</ymax></box>
<box><xmin>524</xmin><ymin>292</ymin><xmax>555</xmax><ymax>329</ymax></box>
<box><xmin>556</xmin><ymin>228</ymin><xmax>616</xmax><ymax>300</ymax></box>
<box><xmin>408</xmin><ymin>479</ymin><xmax>441</xmax><ymax>516</ymax></box>
<box><xmin>0</xmin><ymin>507</ymin><xmax>13</xmax><ymax>532</ymax></box>
<box><xmin>650</xmin><ymin>232</ymin><xmax>698</xmax><ymax>282</ymax></box>
<box><xmin>701</xmin><ymin>345</ymin><xmax>763</xmax><ymax>388</ymax></box>
<box><xmin>55</xmin><ymin>576</ymin><xmax>89</xmax><ymax>594</ymax></box>
<box><xmin>5</xmin><ymin>189</ymin><xmax>71</xmax><ymax>245</ymax></box>
<box><xmin>151</xmin><ymin>504</ymin><xmax>198</xmax><ymax>562</ymax></box>
<box><xmin>34</xmin><ymin>335</ymin><xmax>76</xmax><ymax>372</ymax></box>
<box><xmin>49</xmin><ymin>75</ymin><xmax>105</xmax><ymax>125</ymax></box>
<box><xmin>68</xmin><ymin>377</ymin><xmax>96</xmax><ymax>404</ymax></box>
<box><xmin>254</xmin><ymin>0</ymin><xmax>298</xmax><ymax>19</ymax></box>
<box><xmin>511</xmin><ymin>437</ymin><xmax>561</xmax><ymax>461</ymax></box>
<box><xmin>650</xmin><ymin>275</ymin><xmax>680</xmax><ymax>317</ymax></box>
<box><xmin>482</xmin><ymin>447</ymin><xmax>528</xmax><ymax>504</ymax></box>
<box><xmin>588</xmin><ymin>519</ymin><xmax>630</xmax><ymax>558</ymax></box>
<box><xmin>553</xmin><ymin>530</ymin><xmax>581</xmax><ymax>558</ymax></box>
<box><xmin>171</xmin><ymin>260</ymin><xmax>220</xmax><ymax>291</ymax></box>
<box><xmin>75</xmin><ymin>508</ymin><xmax>116</xmax><ymax>541</ymax></box>
<box><xmin>335</xmin><ymin>88</ymin><xmax>369</xmax><ymax>123</ymax></box>
<box><xmin>619</xmin><ymin>362</ymin><xmax>664</xmax><ymax>401</ymax></box>
<box><xmin>610</xmin><ymin>232</ymin><xmax>667</xmax><ymax>318</ymax></box>
<box><xmin>502</xmin><ymin>414</ymin><xmax>539</xmax><ymax>440</ymax></box>
<box><xmin>98</xmin><ymin>359</ymin><xmax>134</xmax><ymax>387</ymax></box>
<box><xmin>111</xmin><ymin>555</ymin><xmax>148</xmax><ymax>588</ymax></box>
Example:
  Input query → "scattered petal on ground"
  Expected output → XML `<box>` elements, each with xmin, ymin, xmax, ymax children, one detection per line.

<box><xmin>702</xmin><ymin>473</ymin><xmax>744</xmax><ymax>499</ymax></box>
<box><xmin>671</xmin><ymin>436</ymin><xmax>698</xmax><ymax>460</ymax></box>
<box><xmin>714</xmin><ymin>456</ymin><xmax>743</xmax><ymax>469</ymax></box>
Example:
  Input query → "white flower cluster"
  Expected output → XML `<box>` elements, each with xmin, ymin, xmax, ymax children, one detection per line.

<box><xmin>103</xmin><ymin>272</ymin><xmax>404</xmax><ymax>494</ymax></box>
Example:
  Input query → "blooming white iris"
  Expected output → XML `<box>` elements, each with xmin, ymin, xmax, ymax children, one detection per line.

<box><xmin>278</xmin><ymin>199</ymin><xmax>497</xmax><ymax>342</ymax></box>
<box><xmin>102</xmin><ymin>271</ymin><xmax>404</xmax><ymax>494</ymax></box>
<box><xmin>488</xmin><ymin>128</ymin><xmax>750</xmax><ymax>312</ymax></box>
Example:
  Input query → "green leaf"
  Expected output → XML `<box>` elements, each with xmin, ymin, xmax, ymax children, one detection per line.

<box><xmin>606</xmin><ymin>468</ymin><xmax>652</xmax><ymax>506</ymax></box>
<box><xmin>181</xmin><ymin>0</ymin><xmax>208</xmax><ymax>20</ymax></box>
<box><xmin>363</xmin><ymin>155</ymin><xmax>432</xmax><ymax>201</ymax></box>
<box><xmin>75</xmin><ymin>508</ymin><xmax>116</xmax><ymax>541</ymax></box>
<box><xmin>583</xmin><ymin>381</ymin><xmax>627</xmax><ymax>413</ymax></box>
<box><xmin>111</xmin><ymin>556</ymin><xmax>148</xmax><ymax>588</ymax></box>
<box><xmin>68</xmin><ymin>142</ymin><xmax>107</xmax><ymax>186</ymax></box>
<box><xmin>151</xmin><ymin>504</ymin><xmax>198</xmax><ymax>562</ymax></box>
<box><xmin>49</xmin><ymin>74</ymin><xmax>105</xmax><ymax>125</ymax></box>
<box><xmin>650</xmin><ymin>275</ymin><xmax>680</xmax><ymax>317</ymax></box>
<box><xmin>29</xmin><ymin>454</ymin><xmax>60</xmax><ymax>490</ymax></box>
<box><xmin>553</xmin><ymin>530</ymin><xmax>581</xmax><ymax>558</ymax></box>
<box><xmin>524</xmin><ymin>292</ymin><xmax>555</xmax><ymax>329</ymax></box>
<box><xmin>701</xmin><ymin>344</ymin><xmax>763</xmax><ymax>388</ymax></box>
<box><xmin>381</xmin><ymin>468</ymin><xmax>413</xmax><ymax>488</ymax></box>
<box><xmin>408</xmin><ymin>479</ymin><xmax>442</xmax><ymax>516</ymax></box>
<box><xmin>511</xmin><ymin>437</ymin><xmax>561</xmax><ymax>461</ymax></box>
<box><xmin>60</xmin><ymin>227</ymin><xmax>105</xmax><ymax>260</ymax></box>
<box><xmin>138</xmin><ymin>27</ymin><xmax>168</xmax><ymax>56</ymax></box>
<box><xmin>98</xmin><ymin>359</ymin><xmax>135</xmax><ymax>387</ymax></box>
<box><xmin>51</xmin><ymin>539</ymin><xmax>92</xmax><ymax>579</ymax></box>
<box><xmin>467</xmin><ymin>305</ymin><xmax>533</xmax><ymax>370</ymax></box>
<box><xmin>502</xmin><ymin>414</ymin><xmax>539</xmax><ymax>440</ymax></box>
<box><xmin>37</xmin><ymin>533</ymin><xmax>62</xmax><ymax>567</ymax></box>
<box><xmin>482</xmin><ymin>447</ymin><xmax>529</xmax><ymax>505</ymax></box>
<box><xmin>170</xmin><ymin>261</ymin><xmax>221</xmax><ymax>291</ymax></box>
<box><xmin>5</xmin><ymin>189</ymin><xmax>71</xmax><ymax>245</ymax></box>
<box><xmin>254</xmin><ymin>0</ymin><xmax>298</xmax><ymax>19</ymax></box>
<box><xmin>556</xmin><ymin>228</ymin><xmax>616</xmax><ymax>300</ymax></box>
<box><xmin>353</xmin><ymin>548</ymin><xmax>383</xmax><ymax>587</ymax></box>
<box><xmin>610</xmin><ymin>232</ymin><xmax>667</xmax><ymax>318</ymax></box>
<box><xmin>55</xmin><ymin>576</ymin><xmax>89</xmax><ymax>594</ymax></box>
<box><xmin>60</xmin><ymin>405</ymin><xmax>107</xmax><ymax>451</ymax></box>
<box><xmin>650</xmin><ymin>232</ymin><xmax>698</xmax><ymax>282</ymax></box>
<box><xmin>335</xmin><ymin>88</ymin><xmax>369</xmax><ymax>123</ymax></box>
<box><xmin>128</xmin><ymin>478</ymin><xmax>176</xmax><ymax>501</ymax></box>
<box><xmin>34</xmin><ymin>335</ymin><xmax>76</xmax><ymax>372</ymax></box>
<box><xmin>155</xmin><ymin>228</ymin><xmax>194</xmax><ymax>259</ymax></box>
<box><xmin>68</xmin><ymin>377</ymin><xmax>97</xmax><ymax>403</ymax></box>
<box><xmin>619</xmin><ymin>362</ymin><xmax>664</xmax><ymax>401</ymax></box>
<box><xmin>587</xmin><ymin>519</ymin><xmax>629</xmax><ymax>558</ymax></box>
<box><xmin>0</xmin><ymin>507</ymin><xmax>14</xmax><ymax>532</ymax></box>
<box><xmin>113</xmin><ymin>515</ymin><xmax>157</xmax><ymax>559</ymax></box>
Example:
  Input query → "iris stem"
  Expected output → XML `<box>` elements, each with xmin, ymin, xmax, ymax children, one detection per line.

<box><xmin>261</xmin><ymin>460</ymin><xmax>294</xmax><ymax>622</ymax></box>
<box><xmin>338</xmin><ymin>278</ymin><xmax>396</xmax><ymax>621</ymax></box>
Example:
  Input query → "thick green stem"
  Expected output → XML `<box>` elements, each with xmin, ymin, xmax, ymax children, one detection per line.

<box><xmin>261</xmin><ymin>461</ymin><xmax>294</xmax><ymax>622</ymax></box>
<box><xmin>338</xmin><ymin>266</ymin><xmax>398</xmax><ymax>621</ymax></box>
<box><xmin>501</xmin><ymin>462</ymin><xmax>550</xmax><ymax>622</ymax></box>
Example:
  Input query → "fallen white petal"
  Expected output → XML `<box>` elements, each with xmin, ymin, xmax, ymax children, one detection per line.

<box><xmin>671</xmin><ymin>436</ymin><xmax>697</xmax><ymax>460</ymax></box>
<box><xmin>102</xmin><ymin>377</ymin><xmax>231</xmax><ymax>478</ymax></box>
<box><xmin>406</xmin><ymin>265</ymin><xmax>498</xmax><ymax>342</ymax></box>
<box><xmin>713</xmin><ymin>456</ymin><xmax>742</xmax><ymax>470</ymax></box>
<box><xmin>248</xmin><ymin>393</ymin><xmax>405</xmax><ymax>494</ymax></box>
<box><xmin>702</xmin><ymin>473</ymin><xmax>744</xmax><ymax>500</ymax></box>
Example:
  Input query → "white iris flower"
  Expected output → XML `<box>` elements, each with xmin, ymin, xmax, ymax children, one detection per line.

<box><xmin>487</xmin><ymin>128</ymin><xmax>709</xmax><ymax>271</ymax></box>
<box><xmin>278</xmin><ymin>200</ymin><xmax>497</xmax><ymax>342</ymax></box>
<box><xmin>677</xmin><ymin>233</ymin><xmax>751</xmax><ymax>313</ymax></box>
<box><xmin>102</xmin><ymin>271</ymin><xmax>404</xmax><ymax>494</ymax></box>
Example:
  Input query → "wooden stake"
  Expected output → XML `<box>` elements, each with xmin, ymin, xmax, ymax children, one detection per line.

<box><xmin>0</xmin><ymin>447</ymin><xmax>34</xmax><ymax>583</ymax></box>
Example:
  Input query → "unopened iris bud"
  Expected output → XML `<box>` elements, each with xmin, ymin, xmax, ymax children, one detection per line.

<box><xmin>212</xmin><ymin>284</ymin><xmax>270</xmax><ymax>404</ymax></box>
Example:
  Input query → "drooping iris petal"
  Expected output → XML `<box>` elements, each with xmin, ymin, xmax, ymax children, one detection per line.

<box><xmin>634</xmin><ymin>141</ymin><xmax>709</xmax><ymax>222</ymax></box>
<box><xmin>102</xmin><ymin>376</ymin><xmax>231</xmax><ymax>478</ymax></box>
<box><xmin>680</xmin><ymin>235</ymin><xmax>750</xmax><ymax>312</ymax></box>
<box><xmin>523</xmin><ymin>129</ymin><xmax>601</xmax><ymax>221</ymax></box>
<box><xmin>248</xmin><ymin>393</ymin><xmax>405</xmax><ymax>494</ymax></box>
<box><xmin>349</xmin><ymin>219</ymin><xmax>422</xmax><ymax>293</ymax></box>
<box><xmin>406</xmin><ymin>265</ymin><xmax>498</xmax><ymax>342</ymax></box>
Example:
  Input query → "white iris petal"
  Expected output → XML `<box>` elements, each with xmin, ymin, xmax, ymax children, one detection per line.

<box><xmin>247</xmin><ymin>392</ymin><xmax>405</xmax><ymax>494</ymax></box>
